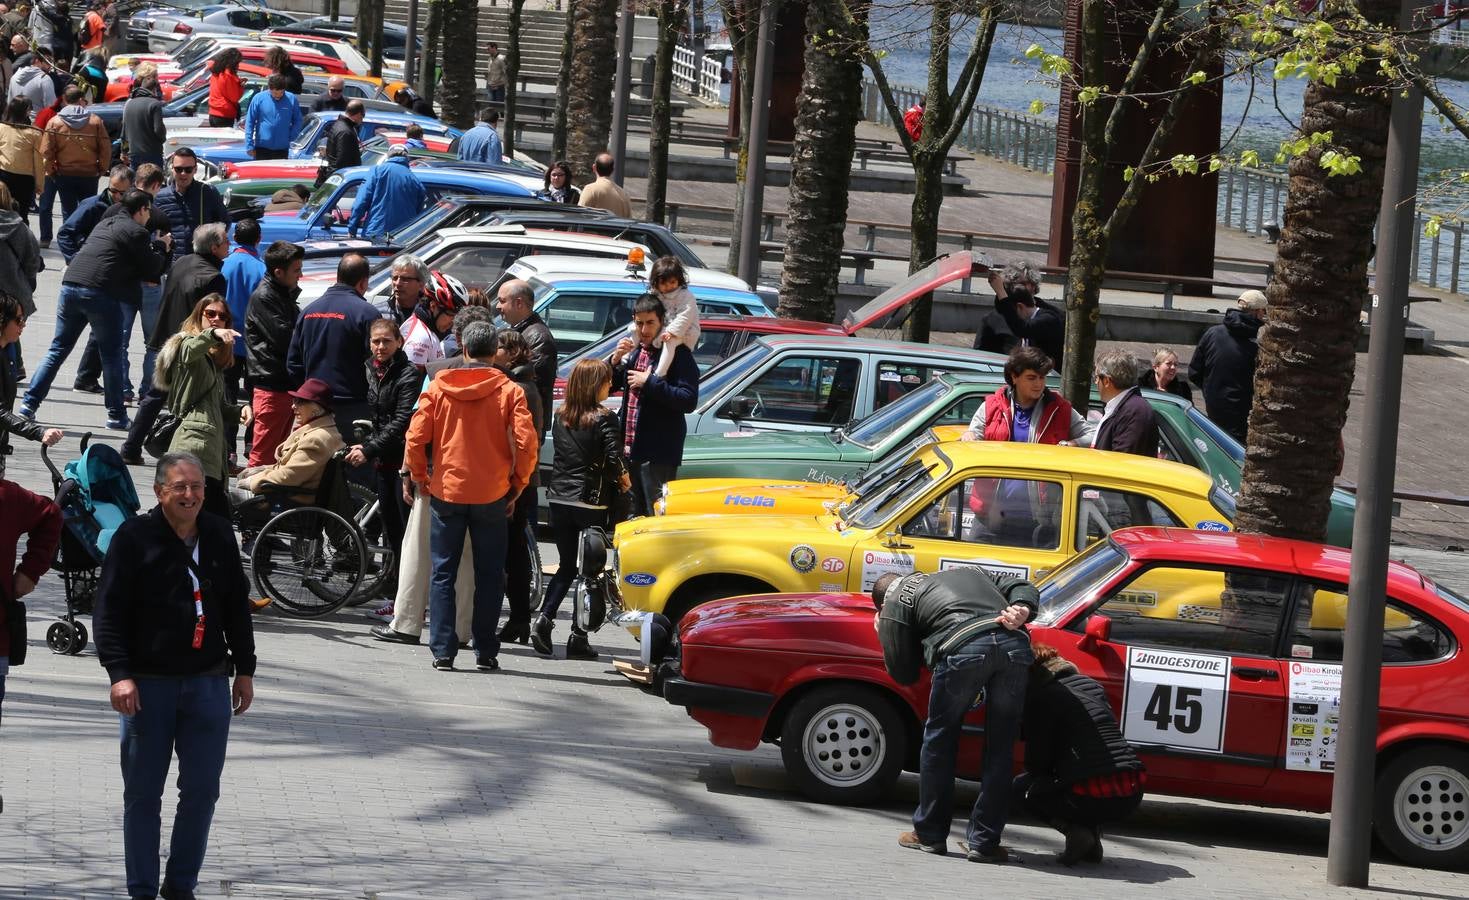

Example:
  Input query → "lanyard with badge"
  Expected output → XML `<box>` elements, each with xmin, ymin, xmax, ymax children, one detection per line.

<box><xmin>186</xmin><ymin>542</ymin><xmax>206</xmax><ymax>650</ymax></box>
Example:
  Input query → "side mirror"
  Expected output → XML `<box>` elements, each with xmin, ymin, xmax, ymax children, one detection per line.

<box><xmin>726</xmin><ymin>395</ymin><xmax>755</xmax><ymax>420</ymax></box>
<box><xmin>881</xmin><ymin>527</ymin><xmax>909</xmax><ymax>549</ymax></box>
<box><xmin>1079</xmin><ymin>613</ymin><xmax>1112</xmax><ymax>650</ymax></box>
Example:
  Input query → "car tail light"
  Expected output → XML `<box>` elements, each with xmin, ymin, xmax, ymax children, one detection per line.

<box><xmin>221</xmin><ymin>163</ymin><xmax>237</xmax><ymax>179</ymax></box>
<box><xmin>173</xmin><ymin>22</ymin><xmax>193</xmax><ymax>34</ymax></box>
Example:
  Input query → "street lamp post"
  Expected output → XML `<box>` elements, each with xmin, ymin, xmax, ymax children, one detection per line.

<box><xmin>609</xmin><ymin>0</ymin><xmax>636</xmax><ymax>186</ymax></box>
<box><xmin>735</xmin><ymin>0</ymin><xmax>775</xmax><ymax>288</ymax></box>
<box><xmin>1324</xmin><ymin>0</ymin><xmax>1420</xmax><ymax>887</ymax></box>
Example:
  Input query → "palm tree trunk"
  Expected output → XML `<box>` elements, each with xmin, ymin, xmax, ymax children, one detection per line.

<box><xmin>777</xmin><ymin>0</ymin><xmax>863</xmax><ymax>322</ymax></box>
<box><xmin>552</xmin><ymin>0</ymin><xmax>577</xmax><ymax>162</ymax></box>
<box><xmin>419</xmin><ymin>0</ymin><xmax>442</xmax><ymax>101</ymax></box>
<box><xmin>436</xmin><ymin>0</ymin><xmax>479</xmax><ymax>128</ymax></box>
<box><xmin>565</xmin><ymin>0</ymin><xmax>618</xmax><ymax>184</ymax></box>
<box><xmin>723</xmin><ymin>0</ymin><xmax>758</xmax><ymax>275</ymax></box>
<box><xmin>504</xmin><ymin>0</ymin><xmax>527</xmax><ymax>158</ymax></box>
<box><xmin>367</xmin><ymin>0</ymin><xmax>385</xmax><ymax>78</ymax></box>
<box><xmin>646</xmin><ymin>0</ymin><xmax>685</xmax><ymax>224</ymax></box>
<box><xmin>1234</xmin><ymin>0</ymin><xmax>1398</xmax><ymax>543</ymax></box>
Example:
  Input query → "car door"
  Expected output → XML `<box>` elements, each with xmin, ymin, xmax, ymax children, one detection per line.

<box><xmin>872</xmin><ymin>469</ymin><xmax>1073</xmax><ymax>588</ymax></box>
<box><xmin>1064</xmin><ymin>564</ymin><xmax>1290</xmax><ymax>789</ymax></box>
<box><xmin>708</xmin><ymin>351</ymin><xmax>865</xmax><ymax>435</ymax></box>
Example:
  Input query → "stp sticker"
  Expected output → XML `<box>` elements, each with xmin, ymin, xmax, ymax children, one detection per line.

<box><xmin>820</xmin><ymin>556</ymin><xmax>845</xmax><ymax>573</ymax></box>
<box><xmin>789</xmin><ymin>545</ymin><xmax>817</xmax><ymax>573</ymax></box>
<box><xmin>623</xmin><ymin>572</ymin><xmax>657</xmax><ymax>586</ymax></box>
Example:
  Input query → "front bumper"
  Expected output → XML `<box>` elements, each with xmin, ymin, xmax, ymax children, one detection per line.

<box><xmin>662</xmin><ymin>672</ymin><xmax>775</xmax><ymax>719</ymax></box>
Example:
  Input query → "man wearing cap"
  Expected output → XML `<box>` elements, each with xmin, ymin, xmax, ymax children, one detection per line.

<box><xmin>234</xmin><ymin>378</ymin><xmax>344</xmax><ymax>505</ymax></box>
<box><xmin>872</xmin><ymin>567</ymin><xmax>1038</xmax><ymax>864</ymax></box>
<box><xmin>1189</xmin><ymin>289</ymin><xmax>1267</xmax><ymax>444</ymax></box>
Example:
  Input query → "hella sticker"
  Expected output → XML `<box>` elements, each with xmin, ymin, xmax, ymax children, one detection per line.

<box><xmin>623</xmin><ymin>572</ymin><xmax>657</xmax><ymax>587</ymax></box>
<box><xmin>1195</xmin><ymin>520</ymin><xmax>1231</xmax><ymax>532</ymax></box>
<box><xmin>725</xmin><ymin>494</ymin><xmax>776</xmax><ymax>508</ymax></box>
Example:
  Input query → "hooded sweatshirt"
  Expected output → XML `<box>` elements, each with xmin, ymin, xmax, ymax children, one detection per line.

<box><xmin>7</xmin><ymin>66</ymin><xmax>56</xmax><ymax>113</ymax></box>
<box><xmin>404</xmin><ymin>366</ymin><xmax>539</xmax><ymax>505</ymax></box>
<box><xmin>121</xmin><ymin>81</ymin><xmax>165</xmax><ymax>163</ymax></box>
<box><xmin>0</xmin><ymin>208</ymin><xmax>42</xmax><ymax>314</ymax></box>
<box><xmin>42</xmin><ymin>104</ymin><xmax>110</xmax><ymax>176</ymax></box>
<box><xmin>1188</xmin><ymin>308</ymin><xmax>1263</xmax><ymax>442</ymax></box>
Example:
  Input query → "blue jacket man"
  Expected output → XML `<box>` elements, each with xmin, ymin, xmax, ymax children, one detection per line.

<box><xmin>457</xmin><ymin>111</ymin><xmax>502</xmax><ymax>164</ymax></box>
<box><xmin>56</xmin><ymin>170</ymin><xmax>128</xmax><ymax>262</ymax></box>
<box><xmin>154</xmin><ymin>149</ymin><xmax>228</xmax><ymax>263</ymax></box>
<box><xmin>220</xmin><ymin>219</ymin><xmax>266</xmax><ymax>358</ymax></box>
<box><xmin>243</xmin><ymin>75</ymin><xmax>303</xmax><ymax>158</ymax></box>
<box><xmin>286</xmin><ymin>253</ymin><xmax>383</xmax><ymax>405</ymax></box>
<box><xmin>348</xmin><ymin>150</ymin><xmax>425</xmax><ymax>239</ymax></box>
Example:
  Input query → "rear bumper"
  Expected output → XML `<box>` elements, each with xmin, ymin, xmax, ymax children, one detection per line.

<box><xmin>662</xmin><ymin>673</ymin><xmax>775</xmax><ymax>719</ymax></box>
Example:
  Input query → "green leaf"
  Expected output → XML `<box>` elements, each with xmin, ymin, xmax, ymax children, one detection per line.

<box><xmin>1122</xmin><ymin>166</ymin><xmax>1135</xmax><ymax>182</ymax></box>
<box><xmin>1426</xmin><ymin>216</ymin><xmax>1443</xmax><ymax>239</ymax></box>
<box><xmin>1186</xmin><ymin>70</ymin><xmax>1207</xmax><ymax>86</ymax></box>
<box><xmin>1078</xmin><ymin>85</ymin><xmax>1101</xmax><ymax>106</ymax></box>
<box><xmin>1024</xmin><ymin>43</ymin><xmax>1044</xmax><ymax>59</ymax></box>
<box><xmin>1028</xmin><ymin>99</ymin><xmax>1045</xmax><ymax>115</ymax></box>
<box><xmin>1241</xmin><ymin>149</ymin><xmax>1261</xmax><ymax>168</ymax></box>
<box><xmin>1208</xmin><ymin>157</ymin><xmax>1223</xmax><ymax>173</ymax></box>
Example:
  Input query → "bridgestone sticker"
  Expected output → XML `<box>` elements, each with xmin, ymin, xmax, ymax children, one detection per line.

<box><xmin>1122</xmin><ymin>647</ymin><xmax>1229</xmax><ymax>754</ymax></box>
<box><xmin>1286</xmin><ymin>661</ymin><xmax>1341</xmax><ymax>772</ymax></box>
<box><xmin>938</xmin><ymin>557</ymin><xmax>1029</xmax><ymax>581</ymax></box>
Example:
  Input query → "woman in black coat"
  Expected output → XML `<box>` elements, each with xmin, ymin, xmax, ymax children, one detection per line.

<box><xmin>345</xmin><ymin>319</ymin><xmax>419</xmax><ymax>589</ymax></box>
<box><xmin>1138</xmin><ymin>348</ymin><xmax>1193</xmax><ymax>402</ymax></box>
<box><xmin>494</xmin><ymin>330</ymin><xmax>544</xmax><ymax>644</ymax></box>
<box><xmin>531</xmin><ymin>357</ymin><xmax>627</xmax><ymax>660</ymax></box>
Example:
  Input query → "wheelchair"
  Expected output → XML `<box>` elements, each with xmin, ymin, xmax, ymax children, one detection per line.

<box><xmin>233</xmin><ymin>449</ymin><xmax>394</xmax><ymax>618</ymax></box>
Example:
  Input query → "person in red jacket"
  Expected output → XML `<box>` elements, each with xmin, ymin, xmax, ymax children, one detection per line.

<box><xmin>0</xmin><ymin>478</ymin><xmax>62</xmax><ymax>724</ymax></box>
<box><xmin>206</xmin><ymin>49</ymin><xmax>244</xmax><ymax>127</ymax></box>
<box><xmin>904</xmin><ymin>95</ymin><xmax>924</xmax><ymax>142</ymax></box>
<box><xmin>962</xmin><ymin>346</ymin><xmax>1093</xmax><ymax>446</ymax></box>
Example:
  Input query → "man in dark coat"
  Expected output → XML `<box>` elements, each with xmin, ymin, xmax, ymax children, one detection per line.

<box><xmin>1017</xmin><ymin>645</ymin><xmax>1145</xmax><ymax>866</ymax></box>
<box><xmin>315</xmin><ymin>99</ymin><xmax>363</xmax><ymax>187</ymax></box>
<box><xmin>152</xmin><ymin>147</ymin><xmax>228</xmax><ymax>264</ymax></box>
<box><xmin>986</xmin><ymin>265</ymin><xmax>1064</xmax><ymax>373</ymax></box>
<box><xmin>874</xmin><ymin>567</ymin><xmax>1037</xmax><ymax>864</ymax></box>
<box><xmin>610</xmin><ymin>293</ymin><xmax>698</xmax><ymax>517</ymax></box>
<box><xmin>1092</xmin><ymin>349</ymin><xmax>1158</xmax><ymax>457</ymax></box>
<box><xmin>285</xmin><ymin>253</ymin><xmax>382</xmax><ymax>444</ymax></box>
<box><xmin>120</xmin><ymin>223</ymin><xmax>227</xmax><ymax>465</ymax></box>
<box><xmin>1189</xmin><ymin>290</ymin><xmax>1266</xmax><ymax>444</ymax></box>
<box><xmin>495</xmin><ymin>277</ymin><xmax>554</xmax><ymax>435</ymax></box>
<box><xmin>309</xmin><ymin>74</ymin><xmax>349</xmax><ymax>113</ymax></box>
<box><xmin>244</xmin><ymin>240</ymin><xmax>303</xmax><ymax>467</ymax></box>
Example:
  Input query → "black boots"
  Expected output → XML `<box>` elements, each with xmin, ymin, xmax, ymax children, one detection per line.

<box><xmin>565</xmin><ymin>629</ymin><xmax>598</xmax><ymax>660</ymax></box>
<box><xmin>530</xmin><ymin>614</ymin><xmax>554</xmax><ymax>656</ymax></box>
<box><xmin>499</xmin><ymin>616</ymin><xmax>530</xmax><ymax>645</ymax></box>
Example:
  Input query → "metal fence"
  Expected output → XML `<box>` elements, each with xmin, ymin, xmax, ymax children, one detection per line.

<box><xmin>672</xmin><ymin>46</ymin><xmax>725</xmax><ymax>103</ymax></box>
<box><xmin>860</xmin><ymin>80</ymin><xmax>1058</xmax><ymax>174</ymax></box>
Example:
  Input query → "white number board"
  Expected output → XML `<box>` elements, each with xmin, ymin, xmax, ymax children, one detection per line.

<box><xmin>1122</xmin><ymin>646</ymin><xmax>1230</xmax><ymax>754</ymax></box>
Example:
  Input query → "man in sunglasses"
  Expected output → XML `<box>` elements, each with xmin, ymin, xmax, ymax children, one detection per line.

<box><xmin>153</xmin><ymin>147</ymin><xmax>227</xmax><ymax>267</ymax></box>
<box><xmin>56</xmin><ymin>163</ymin><xmax>132</xmax><ymax>264</ymax></box>
<box><xmin>309</xmin><ymin>74</ymin><xmax>349</xmax><ymax>114</ymax></box>
<box><xmin>315</xmin><ymin>98</ymin><xmax>363</xmax><ymax>187</ymax></box>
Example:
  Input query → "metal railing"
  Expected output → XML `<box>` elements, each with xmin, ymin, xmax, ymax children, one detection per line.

<box><xmin>1434</xmin><ymin>26</ymin><xmax>1469</xmax><ymax>47</ymax></box>
<box><xmin>673</xmin><ymin>46</ymin><xmax>725</xmax><ymax>103</ymax></box>
<box><xmin>861</xmin><ymin>80</ymin><xmax>1058</xmax><ymax>174</ymax></box>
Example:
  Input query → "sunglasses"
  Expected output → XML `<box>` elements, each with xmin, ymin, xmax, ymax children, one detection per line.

<box><xmin>203</xmin><ymin>309</ymin><xmax>229</xmax><ymax>322</ymax></box>
<box><xmin>328</xmin><ymin>88</ymin><xmax>343</xmax><ymax>94</ymax></box>
<box><xmin>173</xmin><ymin>166</ymin><xmax>196</xmax><ymax>174</ymax></box>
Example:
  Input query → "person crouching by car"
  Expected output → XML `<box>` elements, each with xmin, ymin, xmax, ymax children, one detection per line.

<box><xmin>531</xmin><ymin>357</ymin><xmax>628</xmax><ymax>661</ymax></box>
<box><xmin>873</xmin><ymin>567</ymin><xmax>1037</xmax><ymax>864</ymax></box>
<box><xmin>1016</xmin><ymin>643</ymin><xmax>1146</xmax><ymax>866</ymax></box>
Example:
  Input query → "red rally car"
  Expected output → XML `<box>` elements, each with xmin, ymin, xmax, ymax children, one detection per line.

<box><xmin>654</xmin><ymin>528</ymin><xmax>1469</xmax><ymax>869</ymax></box>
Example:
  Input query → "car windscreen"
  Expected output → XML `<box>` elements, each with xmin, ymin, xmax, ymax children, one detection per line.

<box><xmin>557</xmin><ymin>328</ymin><xmax>624</xmax><ymax>379</ymax></box>
<box><xmin>841</xmin><ymin>456</ymin><xmax>947</xmax><ymax>531</ymax></box>
<box><xmin>300</xmin><ymin>173</ymin><xmax>341</xmax><ymax>220</ymax></box>
<box><xmin>1435</xmin><ymin>582</ymin><xmax>1469</xmax><ymax>615</ymax></box>
<box><xmin>1187</xmin><ymin>406</ymin><xmax>1244</xmax><ymax>464</ymax></box>
<box><xmin>1032</xmin><ymin>539</ymin><xmax>1129</xmax><ymax>626</ymax></box>
<box><xmin>368</xmin><ymin>232</ymin><xmax>443</xmax><ymax>276</ymax></box>
<box><xmin>696</xmin><ymin>342</ymin><xmax>775</xmax><ymax>410</ymax></box>
<box><xmin>388</xmin><ymin>199</ymin><xmax>460</xmax><ymax>247</ymax></box>
<box><xmin>841</xmin><ymin>431</ymin><xmax>941</xmax><ymax>499</ymax></box>
<box><xmin>290</xmin><ymin>115</ymin><xmax>322</xmax><ymax>154</ymax></box>
<box><xmin>843</xmin><ymin>380</ymin><xmax>949</xmax><ymax>450</ymax></box>
<box><xmin>163</xmin><ymin>85</ymin><xmax>208</xmax><ymax>115</ymax></box>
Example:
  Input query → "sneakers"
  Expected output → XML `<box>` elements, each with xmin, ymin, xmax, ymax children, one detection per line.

<box><xmin>956</xmin><ymin>841</ymin><xmax>1017</xmax><ymax>864</ymax></box>
<box><xmin>431</xmin><ymin>657</ymin><xmax>453</xmax><ymax>671</ymax></box>
<box><xmin>105</xmin><ymin>417</ymin><xmax>131</xmax><ymax>431</ymax></box>
<box><xmin>475</xmin><ymin>656</ymin><xmax>499</xmax><ymax>672</ymax></box>
<box><xmin>72</xmin><ymin>381</ymin><xmax>103</xmax><ymax>394</ymax></box>
<box><xmin>122</xmin><ymin>390</ymin><xmax>136</xmax><ymax>405</ymax></box>
<box><xmin>120</xmin><ymin>450</ymin><xmax>145</xmax><ymax>466</ymax></box>
<box><xmin>366</xmin><ymin>602</ymin><xmax>394</xmax><ymax>623</ymax></box>
<box><xmin>898</xmin><ymin>831</ymin><xmax>947</xmax><ymax>855</ymax></box>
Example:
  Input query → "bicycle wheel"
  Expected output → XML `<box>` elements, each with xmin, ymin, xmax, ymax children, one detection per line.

<box><xmin>251</xmin><ymin>507</ymin><xmax>367</xmax><ymax>618</ymax></box>
<box><xmin>524</xmin><ymin>520</ymin><xmax>544</xmax><ymax>609</ymax></box>
<box><xmin>347</xmin><ymin>482</ymin><xmax>396</xmax><ymax>605</ymax></box>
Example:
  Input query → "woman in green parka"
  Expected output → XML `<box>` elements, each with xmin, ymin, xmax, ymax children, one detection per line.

<box><xmin>158</xmin><ymin>293</ymin><xmax>247</xmax><ymax>518</ymax></box>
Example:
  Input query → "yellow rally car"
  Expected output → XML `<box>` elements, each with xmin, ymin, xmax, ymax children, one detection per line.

<box><xmin>612</xmin><ymin>441</ymin><xmax>1237</xmax><ymax>624</ymax></box>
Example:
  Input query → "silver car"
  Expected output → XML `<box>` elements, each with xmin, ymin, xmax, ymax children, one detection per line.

<box><xmin>146</xmin><ymin>4</ymin><xmax>300</xmax><ymax>54</ymax></box>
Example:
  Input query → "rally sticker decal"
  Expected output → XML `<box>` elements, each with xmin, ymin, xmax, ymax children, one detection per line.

<box><xmin>820</xmin><ymin>557</ymin><xmax>845</xmax><ymax>573</ymax></box>
<box><xmin>860</xmin><ymin>550</ymin><xmax>914</xmax><ymax>591</ymax></box>
<box><xmin>1121</xmin><ymin>647</ymin><xmax>1229</xmax><ymax>754</ymax></box>
<box><xmin>789</xmin><ymin>545</ymin><xmax>817</xmax><ymax>574</ymax></box>
<box><xmin>1286</xmin><ymin>662</ymin><xmax>1341</xmax><ymax>772</ymax></box>
<box><xmin>938</xmin><ymin>557</ymin><xmax>1029</xmax><ymax>581</ymax></box>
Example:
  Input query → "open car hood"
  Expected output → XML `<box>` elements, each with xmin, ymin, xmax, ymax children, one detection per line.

<box><xmin>841</xmin><ymin>250</ymin><xmax>993</xmax><ymax>334</ymax></box>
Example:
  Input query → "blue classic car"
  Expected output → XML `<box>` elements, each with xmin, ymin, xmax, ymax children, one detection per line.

<box><xmin>195</xmin><ymin>109</ymin><xmax>463</xmax><ymax>167</ymax></box>
<box><xmin>254</xmin><ymin>165</ymin><xmax>543</xmax><ymax>245</ymax></box>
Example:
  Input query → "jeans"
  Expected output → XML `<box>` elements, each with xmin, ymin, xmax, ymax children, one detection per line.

<box><xmin>37</xmin><ymin>175</ymin><xmax>57</xmax><ymax>241</ymax></box>
<box><xmin>333</xmin><ymin>401</ymin><xmax>374</xmax><ymax>488</ymax></box>
<box><xmin>119</xmin><ymin>674</ymin><xmax>232</xmax><ymax>898</ymax></box>
<box><xmin>373</xmin><ymin>466</ymin><xmax>409</xmax><ymax>594</ymax></box>
<box><xmin>488</xmin><ymin>85</ymin><xmax>505</xmax><ymax>103</ymax></box>
<box><xmin>76</xmin><ymin>298</ymin><xmax>141</xmax><ymax>394</ymax></box>
<box><xmin>0</xmin><ymin>655</ymin><xmax>8</xmax><ymax>725</ymax></box>
<box><xmin>140</xmin><ymin>283</ymin><xmax>163</xmax><ymax>392</ymax></box>
<box><xmin>539</xmin><ymin>502</ymin><xmax>609</xmax><ymax>621</ymax></box>
<box><xmin>54</xmin><ymin>173</ymin><xmax>96</xmax><ymax>233</ymax></box>
<box><xmin>23</xmin><ymin>283</ymin><xmax>128</xmax><ymax>420</ymax></box>
<box><xmin>427</xmin><ymin>494</ymin><xmax>509</xmax><ymax>662</ymax></box>
<box><xmin>912</xmin><ymin>628</ymin><xmax>1032</xmax><ymax>850</ymax></box>
<box><xmin>503</xmin><ymin>485</ymin><xmax>537</xmax><ymax>626</ymax></box>
<box><xmin>627</xmin><ymin>460</ymin><xmax>677</xmax><ymax>518</ymax></box>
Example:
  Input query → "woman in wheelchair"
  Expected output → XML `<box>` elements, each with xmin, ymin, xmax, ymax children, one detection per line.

<box><xmin>232</xmin><ymin>378</ymin><xmax>345</xmax><ymax>508</ymax></box>
<box><xmin>161</xmin><ymin>294</ymin><xmax>248</xmax><ymax>518</ymax></box>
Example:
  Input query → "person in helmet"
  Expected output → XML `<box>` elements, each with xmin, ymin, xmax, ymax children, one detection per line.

<box><xmin>401</xmin><ymin>270</ymin><xmax>466</xmax><ymax>371</ymax></box>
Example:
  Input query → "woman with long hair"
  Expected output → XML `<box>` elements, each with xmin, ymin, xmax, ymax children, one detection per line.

<box><xmin>531</xmin><ymin>357</ymin><xmax>628</xmax><ymax>660</ymax></box>
<box><xmin>494</xmin><ymin>330</ymin><xmax>544</xmax><ymax>644</ymax></box>
<box><xmin>536</xmin><ymin>159</ymin><xmax>580</xmax><ymax>205</ymax></box>
<box><xmin>262</xmin><ymin>46</ymin><xmax>304</xmax><ymax>95</ymax></box>
<box><xmin>161</xmin><ymin>294</ymin><xmax>245</xmax><ymax>518</ymax></box>
<box><xmin>207</xmin><ymin>48</ymin><xmax>244</xmax><ymax>127</ymax></box>
<box><xmin>0</xmin><ymin>98</ymin><xmax>43</xmax><ymax>225</ymax></box>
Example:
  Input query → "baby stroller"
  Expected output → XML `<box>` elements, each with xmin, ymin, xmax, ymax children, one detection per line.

<box><xmin>40</xmin><ymin>436</ymin><xmax>141</xmax><ymax>655</ymax></box>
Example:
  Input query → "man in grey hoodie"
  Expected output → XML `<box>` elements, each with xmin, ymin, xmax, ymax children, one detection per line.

<box><xmin>7</xmin><ymin>60</ymin><xmax>56</xmax><ymax>114</ymax></box>
<box><xmin>121</xmin><ymin>76</ymin><xmax>165</xmax><ymax>170</ymax></box>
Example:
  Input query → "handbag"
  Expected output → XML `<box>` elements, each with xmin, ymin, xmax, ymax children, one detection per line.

<box><xmin>144</xmin><ymin>409</ymin><xmax>181</xmax><ymax>458</ymax></box>
<box><xmin>6</xmin><ymin>599</ymin><xmax>26</xmax><ymax>667</ymax></box>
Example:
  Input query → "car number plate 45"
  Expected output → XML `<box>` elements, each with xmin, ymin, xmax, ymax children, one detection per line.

<box><xmin>1121</xmin><ymin>646</ymin><xmax>1229</xmax><ymax>754</ymax></box>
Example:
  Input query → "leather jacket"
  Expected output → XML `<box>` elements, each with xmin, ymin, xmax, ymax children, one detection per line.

<box><xmin>547</xmin><ymin>409</ymin><xmax>625</xmax><ymax>508</ymax></box>
<box><xmin>244</xmin><ymin>274</ymin><xmax>302</xmax><ymax>391</ymax></box>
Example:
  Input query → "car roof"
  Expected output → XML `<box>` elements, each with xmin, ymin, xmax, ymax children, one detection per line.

<box><xmin>512</xmin><ymin>254</ymin><xmax>752</xmax><ymax>292</ymax></box>
<box><xmin>926</xmin><ymin>442</ymin><xmax>1215</xmax><ymax>494</ymax></box>
<box><xmin>754</xmin><ymin>332</ymin><xmax>1007</xmax><ymax>364</ymax></box>
<box><xmin>437</xmin><ymin>194</ymin><xmax>609</xmax><ymax>215</ymax></box>
<box><xmin>544</xmin><ymin>280</ymin><xmax>760</xmax><ymax>302</ymax></box>
<box><xmin>332</xmin><ymin>165</ymin><xmax>525</xmax><ymax>191</ymax></box>
<box><xmin>1109</xmin><ymin>528</ymin><xmax>1430</xmax><ymax>593</ymax></box>
<box><xmin>690</xmin><ymin>314</ymin><xmax>847</xmax><ymax>335</ymax></box>
<box><xmin>431</xmin><ymin>226</ymin><xmax>646</xmax><ymax>252</ymax></box>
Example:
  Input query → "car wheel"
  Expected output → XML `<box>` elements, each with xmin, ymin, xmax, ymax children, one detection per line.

<box><xmin>779</xmin><ymin>684</ymin><xmax>907</xmax><ymax>805</ymax></box>
<box><xmin>1374</xmin><ymin>744</ymin><xmax>1469</xmax><ymax>869</ymax></box>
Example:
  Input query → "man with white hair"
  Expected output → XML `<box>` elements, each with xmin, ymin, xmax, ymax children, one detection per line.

<box><xmin>981</xmin><ymin>260</ymin><xmax>1064</xmax><ymax>372</ymax></box>
<box><xmin>387</xmin><ymin>254</ymin><xmax>430</xmax><ymax>326</ymax></box>
<box><xmin>1189</xmin><ymin>289</ymin><xmax>1268</xmax><ymax>444</ymax></box>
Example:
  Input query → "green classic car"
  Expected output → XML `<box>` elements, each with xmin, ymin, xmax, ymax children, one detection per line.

<box><xmin>667</xmin><ymin>372</ymin><xmax>1355</xmax><ymax>546</ymax></box>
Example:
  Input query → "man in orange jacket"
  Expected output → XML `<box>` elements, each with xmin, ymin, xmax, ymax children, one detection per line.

<box><xmin>404</xmin><ymin>320</ymin><xmax>537</xmax><ymax>673</ymax></box>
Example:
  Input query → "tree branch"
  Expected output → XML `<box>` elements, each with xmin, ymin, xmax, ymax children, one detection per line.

<box><xmin>1102</xmin><ymin>0</ymin><xmax>1179</xmax><ymax>154</ymax></box>
<box><xmin>841</xmin><ymin>0</ymin><xmax>914</xmax><ymax>158</ymax></box>
<box><xmin>1406</xmin><ymin>67</ymin><xmax>1469</xmax><ymax>144</ymax></box>
<box><xmin>936</xmin><ymin>3</ymin><xmax>998</xmax><ymax>153</ymax></box>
